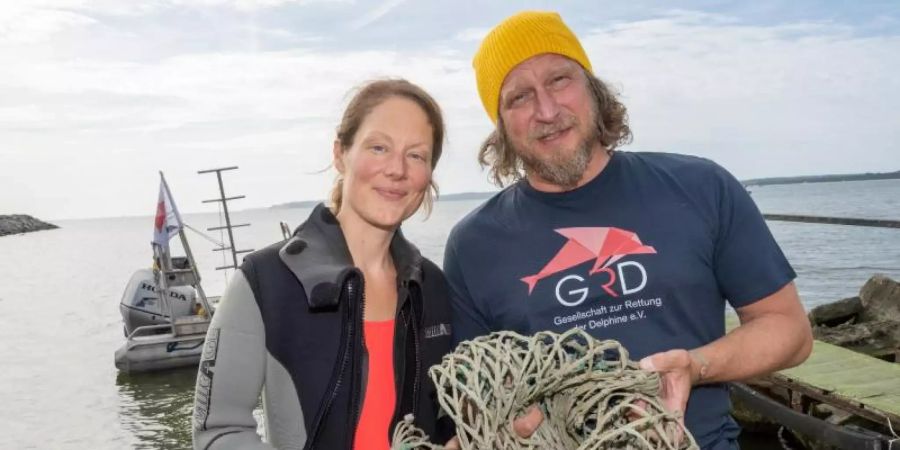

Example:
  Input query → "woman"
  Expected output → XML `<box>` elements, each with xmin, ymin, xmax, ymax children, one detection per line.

<box><xmin>192</xmin><ymin>79</ymin><xmax>454</xmax><ymax>450</ymax></box>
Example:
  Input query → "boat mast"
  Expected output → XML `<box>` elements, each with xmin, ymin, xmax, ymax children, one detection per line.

<box><xmin>198</xmin><ymin>166</ymin><xmax>254</xmax><ymax>272</ymax></box>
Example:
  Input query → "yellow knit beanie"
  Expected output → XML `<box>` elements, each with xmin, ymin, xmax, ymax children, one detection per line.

<box><xmin>473</xmin><ymin>11</ymin><xmax>593</xmax><ymax>123</ymax></box>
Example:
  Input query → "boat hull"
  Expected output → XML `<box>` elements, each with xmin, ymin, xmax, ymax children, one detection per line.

<box><xmin>114</xmin><ymin>331</ymin><xmax>206</xmax><ymax>373</ymax></box>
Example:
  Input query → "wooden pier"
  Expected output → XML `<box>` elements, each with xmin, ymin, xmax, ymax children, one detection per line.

<box><xmin>727</xmin><ymin>315</ymin><xmax>900</xmax><ymax>448</ymax></box>
<box><xmin>775</xmin><ymin>340</ymin><xmax>900</xmax><ymax>426</ymax></box>
<box><xmin>728</xmin><ymin>213</ymin><xmax>900</xmax><ymax>448</ymax></box>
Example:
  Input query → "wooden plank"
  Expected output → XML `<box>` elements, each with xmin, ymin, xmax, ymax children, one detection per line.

<box><xmin>725</xmin><ymin>314</ymin><xmax>900</xmax><ymax>421</ymax></box>
<box><xmin>771</xmin><ymin>380</ymin><xmax>894</xmax><ymax>427</ymax></box>
<box><xmin>776</xmin><ymin>341</ymin><xmax>900</xmax><ymax>419</ymax></box>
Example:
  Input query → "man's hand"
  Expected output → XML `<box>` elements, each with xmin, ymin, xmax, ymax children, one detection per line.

<box><xmin>639</xmin><ymin>349</ymin><xmax>699</xmax><ymax>444</ymax></box>
<box><xmin>444</xmin><ymin>405</ymin><xmax>543</xmax><ymax>449</ymax></box>
<box><xmin>639</xmin><ymin>349</ymin><xmax>697</xmax><ymax>418</ymax></box>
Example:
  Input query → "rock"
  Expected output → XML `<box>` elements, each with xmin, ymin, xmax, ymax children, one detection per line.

<box><xmin>808</xmin><ymin>296</ymin><xmax>862</xmax><ymax>327</ymax></box>
<box><xmin>813</xmin><ymin>319</ymin><xmax>900</xmax><ymax>355</ymax></box>
<box><xmin>0</xmin><ymin>215</ymin><xmax>59</xmax><ymax>237</ymax></box>
<box><xmin>857</xmin><ymin>275</ymin><xmax>900</xmax><ymax>323</ymax></box>
<box><xmin>806</xmin><ymin>275</ymin><xmax>900</xmax><ymax>358</ymax></box>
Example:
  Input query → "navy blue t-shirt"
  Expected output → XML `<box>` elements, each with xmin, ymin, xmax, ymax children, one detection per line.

<box><xmin>443</xmin><ymin>151</ymin><xmax>795</xmax><ymax>449</ymax></box>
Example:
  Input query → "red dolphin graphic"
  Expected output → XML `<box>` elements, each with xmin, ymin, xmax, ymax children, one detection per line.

<box><xmin>521</xmin><ymin>227</ymin><xmax>656</xmax><ymax>294</ymax></box>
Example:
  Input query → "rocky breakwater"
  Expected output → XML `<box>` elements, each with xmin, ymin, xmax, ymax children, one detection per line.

<box><xmin>0</xmin><ymin>215</ymin><xmax>59</xmax><ymax>237</ymax></box>
<box><xmin>809</xmin><ymin>274</ymin><xmax>900</xmax><ymax>359</ymax></box>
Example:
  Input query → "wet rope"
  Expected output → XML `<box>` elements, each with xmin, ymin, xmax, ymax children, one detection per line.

<box><xmin>777</xmin><ymin>426</ymin><xmax>797</xmax><ymax>450</ymax></box>
<box><xmin>392</xmin><ymin>328</ymin><xmax>698</xmax><ymax>450</ymax></box>
<box><xmin>887</xmin><ymin>417</ymin><xmax>898</xmax><ymax>450</ymax></box>
<box><xmin>183</xmin><ymin>223</ymin><xmax>226</xmax><ymax>249</ymax></box>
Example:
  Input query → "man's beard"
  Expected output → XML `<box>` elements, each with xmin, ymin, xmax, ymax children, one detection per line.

<box><xmin>514</xmin><ymin>116</ymin><xmax>598</xmax><ymax>189</ymax></box>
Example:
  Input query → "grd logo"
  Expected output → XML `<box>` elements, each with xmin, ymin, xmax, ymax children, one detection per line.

<box><xmin>521</xmin><ymin>227</ymin><xmax>657</xmax><ymax>306</ymax></box>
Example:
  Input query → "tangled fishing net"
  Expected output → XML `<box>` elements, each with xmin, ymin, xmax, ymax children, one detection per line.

<box><xmin>391</xmin><ymin>328</ymin><xmax>698</xmax><ymax>450</ymax></box>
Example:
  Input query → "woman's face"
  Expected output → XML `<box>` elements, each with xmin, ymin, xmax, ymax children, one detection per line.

<box><xmin>335</xmin><ymin>96</ymin><xmax>434</xmax><ymax>230</ymax></box>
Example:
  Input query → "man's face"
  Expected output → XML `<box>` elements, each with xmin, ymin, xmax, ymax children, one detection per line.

<box><xmin>498</xmin><ymin>53</ymin><xmax>598</xmax><ymax>188</ymax></box>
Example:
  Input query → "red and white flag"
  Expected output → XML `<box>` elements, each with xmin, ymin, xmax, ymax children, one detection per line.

<box><xmin>152</xmin><ymin>172</ymin><xmax>183</xmax><ymax>247</ymax></box>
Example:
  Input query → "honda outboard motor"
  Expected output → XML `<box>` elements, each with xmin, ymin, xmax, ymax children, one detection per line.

<box><xmin>120</xmin><ymin>268</ymin><xmax>196</xmax><ymax>335</ymax></box>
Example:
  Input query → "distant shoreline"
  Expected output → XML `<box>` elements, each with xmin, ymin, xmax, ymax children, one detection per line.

<box><xmin>270</xmin><ymin>191</ymin><xmax>500</xmax><ymax>209</ymax></box>
<box><xmin>271</xmin><ymin>170</ymin><xmax>900</xmax><ymax>209</ymax></box>
<box><xmin>743</xmin><ymin>170</ymin><xmax>900</xmax><ymax>187</ymax></box>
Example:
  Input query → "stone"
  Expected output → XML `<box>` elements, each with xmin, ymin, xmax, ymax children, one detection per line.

<box><xmin>813</xmin><ymin>320</ymin><xmax>900</xmax><ymax>356</ymax></box>
<box><xmin>807</xmin><ymin>296</ymin><xmax>862</xmax><ymax>327</ymax></box>
<box><xmin>857</xmin><ymin>275</ymin><xmax>900</xmax><ymax>323</ymax></box>
<box><xmin>0</xmin><ymin>214</ymin><xmax>58</xmax><ymax>237</ymax></box>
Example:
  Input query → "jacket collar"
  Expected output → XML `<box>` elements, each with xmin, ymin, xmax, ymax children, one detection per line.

<box><xmin>278</xmin><ymin>203</ymin><xmax>424</xmax><ymax>310</ymax></box>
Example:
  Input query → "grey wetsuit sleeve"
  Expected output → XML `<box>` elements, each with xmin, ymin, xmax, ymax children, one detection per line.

<box><xmin>192</xmin><ymin>269</ymin><xmax>273</xmax><ymax>450</ymax></box>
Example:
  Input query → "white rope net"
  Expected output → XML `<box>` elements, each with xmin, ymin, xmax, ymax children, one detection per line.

<box><xmin>391</xmin><ymin>328</ymin><xmax>699</xmax><ymax>450</ymax></box>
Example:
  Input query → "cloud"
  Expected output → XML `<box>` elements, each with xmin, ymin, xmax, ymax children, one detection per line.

<box><xmin>348</xmin><ymin>0</ymin><xmax>407</xmax><ymax>30</ymax></box>
<box><xmin>0</xmin><ymin>40</ymin><xmax>488</xmax><ymax>217</ymax></box>
<box><xmin>578</xmin><ymin>11</ymin><xmax>900</xmax><ymax>178</ymax></box>
<box><xmin>453</xmin><ymin>27</ymin><xmax>489</xmax><ymax>42</ymax></box>
<box><xmin>0</xmin><ymin>5</ymin><xmax>97</xmax><ymax>44</ymax></box>
<box><xmin>171</xmin><ymin>0</ymin><xmax>352</xmax><ymax>12</ymax></box>
<box><xmin>0</xmin><ymin>5</ymin><xmax>897</xmax><ymax>219</ymax></box>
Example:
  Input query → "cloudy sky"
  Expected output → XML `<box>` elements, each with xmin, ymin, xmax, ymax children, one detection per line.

<box><xmin>1</xmin><ymin>0</ymin><xmax>898</xmax><ymax>220</ymax></box>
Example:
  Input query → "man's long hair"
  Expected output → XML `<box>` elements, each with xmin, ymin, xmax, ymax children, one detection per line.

<box><xmin>478</xmin><ymin>70</ymin><xmax>633</xmax><ymax>187</ymax></box>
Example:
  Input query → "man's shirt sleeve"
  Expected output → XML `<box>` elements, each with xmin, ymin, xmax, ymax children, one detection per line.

<box><xmin>443</xmin><ymin>230</ymin><xmax>492</xmax><ymax>346</ymax></box>
<box><xmin>712</xmin><ymin>164</ymin><xmax>796</xmax><ymax>308</ymax></box>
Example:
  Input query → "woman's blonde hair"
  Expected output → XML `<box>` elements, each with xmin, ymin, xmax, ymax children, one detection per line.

<box><xmin>330</xmin><ymin>79</ymin><xmax>445</xmax><ymax>215</ymax></box>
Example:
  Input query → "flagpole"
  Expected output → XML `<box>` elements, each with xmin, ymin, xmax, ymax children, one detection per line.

<box><xmin>178</xmin><ymin>229</ymin><xmax>213</xmax><ymax>319</ymax></box>
<box><xmin>152</xmin><ymin>243</ymin><xmax>176</xmax><ymax>334</ymax></box>
<box><xmin>162</xmin><ymin>172</ymin><xmax>213</xmax><ymax>320</ymax></box>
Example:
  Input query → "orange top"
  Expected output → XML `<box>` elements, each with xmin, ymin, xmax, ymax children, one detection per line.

<box><xmin>353</xmin><ymin>319</ymin><xmax>396</xmax><ymax>450</ymax></box>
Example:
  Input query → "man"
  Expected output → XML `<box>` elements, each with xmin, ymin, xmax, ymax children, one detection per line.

<box><xmin>443</xmin><ymin>11</ymin><xmax>813</xmax><ymax>450</ymax></box>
